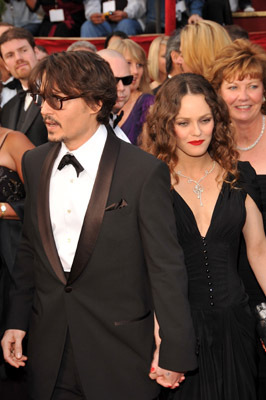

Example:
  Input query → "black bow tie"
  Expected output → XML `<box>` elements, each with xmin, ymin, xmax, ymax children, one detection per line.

<box><xmin>17</xmin><ymin>89</ymin><xmax>29</xmax><ymax>100</ymax></box>
<box><xmin>58</xmin><ymin>154</ymin><xmax>84</xmax><ymax>177</ymax></box>
<box><xmin>3</xmin><ymin>78</ymin><xmax>22</xmax><ymax>91</ymax></box>
<box><xmin>113</xmin><ymin>111</ymin><xmax>124</xmax><ymax>128</ymax></box>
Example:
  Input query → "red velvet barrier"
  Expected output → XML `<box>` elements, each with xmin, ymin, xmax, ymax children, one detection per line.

<box><xmin>35</xmin><ymin>34</ymin><xmax>159</xmax><ymax>55</ymax></box>
<box><xmin>249</xmin><ymin>31</ymin><xmax>266</xmax><ymax>51</ymax></box>
<box><xmin>35</xmin><ymin>31</ymin><xmax>266</xmax><ymax>56</ymax></box>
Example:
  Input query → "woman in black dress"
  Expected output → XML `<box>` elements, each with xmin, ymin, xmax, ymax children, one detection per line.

<box><xmin>0</xmin><ymin>128</ymin><xmax>34</xmax><ymax>399</ymax></box>
<box><xmin>142</xmin><ymin>73</ymin><xmax>266</xmax><ymax>400</ymax></box>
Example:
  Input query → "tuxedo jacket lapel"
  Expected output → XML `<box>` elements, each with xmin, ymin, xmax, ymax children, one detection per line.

<box><xmin>37</xmin><ymin>142</ymin><xmax>67</xmax><ymax>284</ymax></box>
<box><xmin>68</xmin><ymin>128</ymin><xmax>120</xmax><ymax>284</ymax></box>
<box><xmin>21</xmin><ymin>102</ymin><xmax>40</xmax><ymax>134</ymax></box>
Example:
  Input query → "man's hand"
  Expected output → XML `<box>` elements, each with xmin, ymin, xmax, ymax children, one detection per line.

<box><xmin>90</xmin><ymin>13</ymin><xmax>104</xmax><ymax>24</ymax></box>
<box><xmin>1</xmin><ymin>329</ymin><xmax>27</xmax><ymax>368</ymax></box>
<box><xmin>108</xmin><ymin>10</ymin><xmax>127</xmax><ymax>22</ymax></box>
<box><xmin>149</xmin><ymin>347</ymin><xmax>185</xmax><ymax>389</ymax></box>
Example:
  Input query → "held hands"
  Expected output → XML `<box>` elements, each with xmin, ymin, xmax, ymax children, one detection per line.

<box><xmin>1</xmin><ymin>329</ymin><xmax>27</xmax><ymax>368</ymax></box>
<box><xmin>149</xmin><ymin>347</ymin><xmax>185</xmax><ymax>389</ymax></box>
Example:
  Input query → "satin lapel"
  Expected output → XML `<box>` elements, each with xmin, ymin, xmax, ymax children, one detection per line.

<box><xmin>37</xmin><ymin>143</ymin><xmax>67</xmax><ymax>284</ymax></box>
<box><xmin>21</xmin><ymin>102</ymin><xmax>40</xmax><ymax>134</ymax></box>
<box><xmin>68</xmin><ymin>128</ymin><xmax>121</xmax><ymax>284</ymax></box>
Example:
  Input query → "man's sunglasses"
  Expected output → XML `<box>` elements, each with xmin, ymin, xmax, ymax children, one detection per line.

<box><xmin>30</xmin><ymin>93</ymin><xmax>89</xmax><ymax>110</ymax></box>
<box><xmin>115</xmin><ymin>75</ymin><xmax>133</xmax><ymax>86</ymax></box>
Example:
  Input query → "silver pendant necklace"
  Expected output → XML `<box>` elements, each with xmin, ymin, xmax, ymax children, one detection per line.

<box><xmin>236</xmin><ymin>115</ymin><xmax>265</xmax><ymax>151</ymax></box>
<box><xmin>177</xmin><ymin>161</ymin><xmax>216</xmax><ymax>207</ymax></box>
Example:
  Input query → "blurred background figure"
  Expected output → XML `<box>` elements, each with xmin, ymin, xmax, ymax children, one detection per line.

<box><xmin>165</xmin><ymin>29</ymin><xmax>182</xmax><ymax>78</ymax></box>
<box><xmin>210</xmin><ymin>38</ymin><xmax>266</xmax><ymax>400</ymax></box>
<box><xmin>0</xmin><ymin>22</ymin><xmax>22</xmax><ymax>108</ymax></box>
<box><xmin>97</xmin><ymin>48</ymin><xmax>131</xmax><ymax>142</ymax></box>
<box><xmin>0</xmin><ymin>127</ymin><xmax>34</xmax><ymax>400</ymax></box>
<box><xmin>67</xmin><ymin>40</ymin><xmax>97</xmax><ymax>52</ymax></box>
<box><xmin>104</xmin><ymin>30</ymin><xmax>128</xmax><ymax>48</ymax></box>
<box><xmin>0</xmin><ymin>27</ymin><xmax>47</xmax><ymax>146</ymax></box>
<box><xmin>81</xmin><ymin>0</ymin><xmax>146</xmax><ymax>38</ymax></box>
<box><xmin>229</xmin><ymin>0</ymin><xmax>255</xmax><ymax>12</ymax></box>
<box><xmin>202</xmin><ymin>0</ymin><xmax>233</xmax><ymax>25</ymax></box>
<box><xmin>176</xmin><ymin>20</ymin><xmax>232</xmax><ymax>79</ymax></box>
<box><xmin>35</xmin><ymin>44</ymin><xmax>49</xmax><ymax>60</ymax></box>
<box><xmin>225</xmin><ymin>24</ymin><xmax>249</xmax><ymax>40</ymax></box>
<box><xmin>25</xmin><ymin>0</ymin><xmax>85</xmax><ymax>36</ymax></box>
<box><xmin>108</xmin><ymin>38</ymin><xmax>154</xmax><ymax>145</ymax></box>
<box><xmin>145</xmin><ymin>0</ymin><xmax>204</xmax><ymax>33</ymax></box>
<box><xmin>150</xmin><ymin>28</ymin><xmax>183</xmax><ymax>95</ymax></box>
<box><xmin>1</xmin><ymin>0</ymin><xmax>41</xmax><ymax>36</ymax></box>
<box><xmin>148</xmin><ymin>35</ymin><xmax>169</xmax><ymax>91</ymax></box>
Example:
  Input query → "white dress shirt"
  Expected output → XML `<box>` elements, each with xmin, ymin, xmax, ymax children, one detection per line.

<box><xmin>1</xmin><ymin>77</ymin><xmax>18</xmax><ymax>108</ymax></box>
<box><xmin>109</xmin><ymin>116</ymin><xmax>131</xmax><ymax>143</ymax></box>
<box><xmin>49</xmin><ymin>125</ymin><xmax>107</xmax><ymax>271</ymax></box>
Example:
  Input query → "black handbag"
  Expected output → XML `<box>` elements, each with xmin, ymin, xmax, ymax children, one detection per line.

<box><xmin>254</xmin><ymin>302</ymin><xmax>266</xmax><ymax>352</ymax></box>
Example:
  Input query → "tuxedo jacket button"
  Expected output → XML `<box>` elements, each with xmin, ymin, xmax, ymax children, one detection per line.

<box><xmin>65</xmin><ymin>286</ymin><xmax>72</xmax><ymax>293</ymax></box>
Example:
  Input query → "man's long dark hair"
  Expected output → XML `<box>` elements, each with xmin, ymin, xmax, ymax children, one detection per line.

<box><xmin>28</xmin><ymin>51</ymin><xmax>117</xmax><ymax>125</ymax></box>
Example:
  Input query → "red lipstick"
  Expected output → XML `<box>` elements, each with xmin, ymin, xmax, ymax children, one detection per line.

<box><xmin>188</xmin><ymin>140</ymin><xmax>204</xmax><ymax>146</ymax></box>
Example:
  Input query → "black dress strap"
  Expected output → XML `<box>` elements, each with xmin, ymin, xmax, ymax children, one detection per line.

<box><xmin>237</xmin><ymin>160</ymin><xmax>262</xmax><ymax>212</ymax></box>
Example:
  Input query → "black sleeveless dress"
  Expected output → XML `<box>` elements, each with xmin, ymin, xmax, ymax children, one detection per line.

<box><xmin>169</xmin><ymin>161</ymin><xmax>260</xmax><ymax>400</ymax></box>
<box><xmin>238</xmin><ymin>174</ymin><xmax>266</xmax><ymax>400</ymax></box>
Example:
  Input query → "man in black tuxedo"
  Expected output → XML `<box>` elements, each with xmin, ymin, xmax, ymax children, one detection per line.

<box><xmin>0</xmin><ymin>27</ymin><xmax>47</xmax><ymax>146</ymax></box>
<box><xmin>1</xmin><ymin>51</ymin><xmax>197</xmax><ymax>400</ymax></box>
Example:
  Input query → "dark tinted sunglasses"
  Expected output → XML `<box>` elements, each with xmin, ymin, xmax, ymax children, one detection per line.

<box><xmin>115</xmin><ymin>75</ymin><xmax>133</xmax><ymax>86</ymax></box>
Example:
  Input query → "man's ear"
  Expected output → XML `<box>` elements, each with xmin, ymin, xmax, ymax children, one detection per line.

<box><xmin>171</xmin><ymin>50</ymin><xmax>181</xmax><ymax>65</ymax></box>
<box><xmin>33</xmin><ymin>46</ymin><xmax>39</xmax><ymax>60</ymax></box>
<box><xmin>89</xmin><ymin>100</ymin><xmax>103</xmax><ymax>115</ymax></box>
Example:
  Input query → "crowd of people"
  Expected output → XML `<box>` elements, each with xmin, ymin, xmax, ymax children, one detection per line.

<box><xmin>0</xmin><ymin>0</ymin><xmax>257</xmax><ymax>38</ymax></box>
<box><xmin>0</xmin><ymin>3</ymin><xmax>265</xmax><ymax>400</ymax></box>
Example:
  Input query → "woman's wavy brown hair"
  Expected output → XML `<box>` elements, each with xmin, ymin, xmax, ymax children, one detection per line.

<box><xmin>141</xmin><ymin>73</ymin><xmax>239</xmax><ymax>185</ymax></box>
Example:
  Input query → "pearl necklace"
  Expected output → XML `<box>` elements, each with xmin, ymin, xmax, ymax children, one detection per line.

<box><xmin>177</xmin><ymin>161</ymin><xmax>216</xmax><ymax>207</ymax></box>
<box><xmin>236</xmin><ymin>115</ymin><xmax>265</xmax><ymax>151</ymax></box>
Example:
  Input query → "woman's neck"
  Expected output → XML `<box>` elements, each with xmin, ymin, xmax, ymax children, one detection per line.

<box><xmin>234</xmin><ymin>114</ymin><xmax>264</xmax><ymax>145</ymax></box>
<box><xmin>158</xmin><ymin>70</ymin><xmax>167</xmax><ymax>84</ymax></box>
<box><xmin>176</xmin><ymin>153</ymin><xmax>214</xmax><ymax>180</ymax></box>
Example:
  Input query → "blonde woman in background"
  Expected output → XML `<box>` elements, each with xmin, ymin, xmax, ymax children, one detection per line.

<box><xmin>176</xmin><ymin>20</ymin><xmax>232</xmax><ymax>78</ymax></box>
<box><xmin>108</xmin><ymin>38</ymin><xmax>154</xmax><ymax>145</ymax></box>
<box><xmin>148</xmin><ymin>35</ymin><xmax>169</xmax><ymax>91</ymax></box>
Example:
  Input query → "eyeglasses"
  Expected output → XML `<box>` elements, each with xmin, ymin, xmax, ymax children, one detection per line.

<box><xmin>30</xmin><ymin>93</ymin><xmax>87</xmax><ymax>110</ymax></box>
<box><xmin>115</xmin><ymin>75</ymin><xmax>133</xmax><ymax>86</ymax></box>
